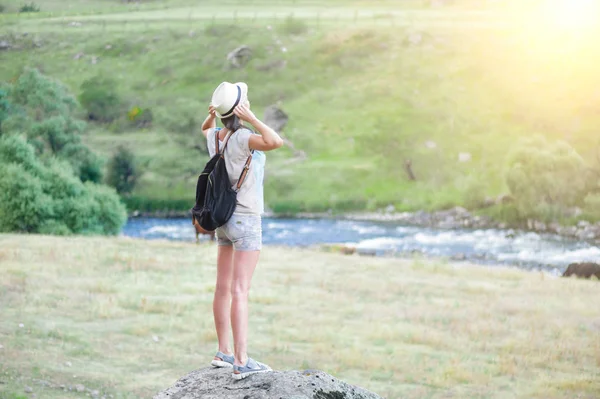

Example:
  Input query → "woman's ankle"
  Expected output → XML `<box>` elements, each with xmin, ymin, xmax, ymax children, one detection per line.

<box><xmin>234</xmin><ymin>354</ymin><xmax>248</xmax><ymax>366</ymax></box>
<box><xmin>218</xmin><ymin>347</ymin><xmax>232</xmax><ymax>355</ymax></box>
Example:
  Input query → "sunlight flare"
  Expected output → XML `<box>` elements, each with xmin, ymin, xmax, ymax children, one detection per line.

<box><xmin>542</xmin><ymin>0</ymin><xmax>599</xmax><ymax>31</ymax></box>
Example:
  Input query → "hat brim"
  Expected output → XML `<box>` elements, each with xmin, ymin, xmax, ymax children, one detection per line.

<box><xmin>214</xmin><ymin>82</ymin><xmax>248</xmax><ymax>119</ymax></box>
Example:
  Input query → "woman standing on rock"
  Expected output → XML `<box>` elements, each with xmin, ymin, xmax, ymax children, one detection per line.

<box><xmin>201</xmin><ymin>82</ymin><xmax>284</xmax><ymax>380</ymax></box>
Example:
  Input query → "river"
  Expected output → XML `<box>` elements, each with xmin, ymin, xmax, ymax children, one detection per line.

<box><xmin>122</xmin><ymin>217</ymin><xmax>600</xmax><ymax>275</ymax></box>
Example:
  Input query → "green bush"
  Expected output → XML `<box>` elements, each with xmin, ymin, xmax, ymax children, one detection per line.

<box><xmin>128</xmin><ymin>106</ymin><xmax>153</xmax><ymax>129</ymax></box>
<box><xmin>583</xmin><ymin>193</ymin><xmax>600</xmax><ymax>221</ymax></box>
<box><xmin>106</xmin><ymin>146</ymin><xmax>139</xmax><ymax>195</ymax></box>
<box><xmin>19</xmin><ymin>2</ymin><xmax>39</xmax><ymax>12</ymax></box>
<box><xmin>0</xmin><ymin>163</ymin><xmax>53</xmax><ymax>233</ymax></box>
<box><xmin>59</xmin><ymin>142</ymin><xmax>103</xmax><ymax>183</ymax></box>
<box><xmin>505</xmin><ymin>136</ymin><xmax>588</xmax><ymax>220</ymax></box>
<box><xmin>7</xmin><ymin>69</ymin><xmax>83</xmax><ymax>139</ymax></box>
<box><xmin>2</xmin><ymin>69</ymin><xmax>104</xmax><ymax>183</ymax></box>
<box><xmin>79</xmin><ymin>76</ymin><xmax>122</xmax><ymax>123</ymax></box>
<box><xmin>0</xmin><ymin>135</ymin><xmax>126</xmax><ymax>235</ymax></box>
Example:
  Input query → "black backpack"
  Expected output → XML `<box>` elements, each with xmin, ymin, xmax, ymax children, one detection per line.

<box><xmin>191</xmin><ymin>130</ymin><xmax>252</xmax><ymax>232</ymax></box>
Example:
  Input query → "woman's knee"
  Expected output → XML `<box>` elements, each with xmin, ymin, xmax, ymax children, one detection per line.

<box><xmin>230</xmin><ymin>282</ymin><xmax>251</xmax><ymax>299</ymax></box>
<box><xmin>215</xmin><ymin>281</ymin><xmax>231</xmax><ymax>296</ymax></box>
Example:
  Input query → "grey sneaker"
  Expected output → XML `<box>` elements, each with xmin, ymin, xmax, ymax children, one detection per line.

<box><xmin>232</xmin><ymin>357</ymin><xmax>272</xmax><ymax>380</ymax></box>
<box><xmin>211</xmin><ymin>351</ymin><xmax>234</xmax><ymax>368</ymax></box>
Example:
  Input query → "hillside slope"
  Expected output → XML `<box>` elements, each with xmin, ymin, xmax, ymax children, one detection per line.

<box><xmin>2</xmin><ymin>2</ymin><xmax>599</xmax><ymax>214</ymax></box>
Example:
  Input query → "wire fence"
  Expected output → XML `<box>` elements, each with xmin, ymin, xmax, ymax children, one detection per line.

<box><xmin>1</xmin><ymin>6</ymin><xmax>503</xmax><ymax>35</ymax></box>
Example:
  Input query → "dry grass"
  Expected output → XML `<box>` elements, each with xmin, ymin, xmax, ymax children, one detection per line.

<box><xmin>0</xmin><ymin>234</ymin><xmax>599</xmax><ymax>399</ymax></box>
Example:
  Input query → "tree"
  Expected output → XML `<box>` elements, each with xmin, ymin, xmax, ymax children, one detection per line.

<box><xmin>1</xmin><ymin>68</ymin><xmax>102</xmax><ymax>183</ymax></box>
<box><xmin>505</xmin><ymin>135</ymin><xmax>588</xmax><ymax>220</ymax></box>
<box><xmin>106</xmin><ymin>146</ymin><xmax>139</xmax><ymax>195</ymax></box>
<box><xmin>0</xmin><ymin>135</ymin><xmax>126</xmax><ymax>235</ymax></box>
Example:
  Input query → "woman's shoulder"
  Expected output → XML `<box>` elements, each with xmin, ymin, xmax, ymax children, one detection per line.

<box><xmin>232</xmin><ymin>128</ymin><xmax>255</xmax><ymax>155</ymax></box>
<box><xmin>206</xmin><ymin>127</ymin><xmax>220</xmax><ymax>139</ymax></box>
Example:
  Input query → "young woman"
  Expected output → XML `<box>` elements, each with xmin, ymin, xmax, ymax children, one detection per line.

<box><xmin>201</xmin><ymin>82</ymin><xmax>284</xmax><ymax>380</ymax></box>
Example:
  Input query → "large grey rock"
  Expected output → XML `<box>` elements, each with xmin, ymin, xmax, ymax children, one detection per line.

<box><xmin>562</xmin><ymin>262</ymin><xmax>600</xmax><ymax>279</ymax></box>
<box><xmin>264</xmin><ymin>105</ymin><xmax>288</xmax><ymax>133</ymax></box>
<box><xmin>154</xmin><ymin>367</ymin><xmax>383</xmax><ymax>399</ymax></box>
<box><xmin>227</xmin><ymin>45</ymin><xmax>252</xmax><ymax>68</ymax></box>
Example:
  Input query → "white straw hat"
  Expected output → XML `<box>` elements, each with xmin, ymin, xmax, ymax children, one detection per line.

<box><xmin>211</xmin><ymin>82</ymin><xmax>248</xmax><ymax>118</ymax></box>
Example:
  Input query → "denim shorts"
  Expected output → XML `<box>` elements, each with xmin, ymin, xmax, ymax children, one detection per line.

<box><xmin>216</xmin><ymin>214</ymin><xmax>262</xmax><ymax>251</ymax></box>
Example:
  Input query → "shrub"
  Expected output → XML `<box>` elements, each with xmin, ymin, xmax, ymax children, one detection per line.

<box><xmin>0</xmin><ymin>136</ymin><xmax>126</xmax><ymax>235</ymax></box>
<box><xmin>19</xmin><ymin>2</ymin><xmax>39</xmax><ymax>12</ymax></box>
<box><xmin>106</xmin><ymin>146</ymin><xmax>139</xmax><ymax>195</ymax></box>
<box><xmin>8</xmin><ymin>69</ymin><xmax>83</xmax><ymax>135</ymax></box>
<box><xmin>79</xmin><ymin>76</ymin><xmax>122</xmax><ymax>123</ymax></box>
<box><xmin>0</xmin><ymin>163</ymin><xmax>53</xmax><ymax>233</ymax></box>
<box><xmin>0</xmin><ymin>4</ymin><xmax>5</xmax><ymax>13</ymax></box>
<box><xmin>59</xmin><ymin>142</ymin><xmax>103</xmax><ymax>183</ymax></box>
<box><xmin>128</xmin><ymin>106</ymin><xmax>153</xmax><ymax>129</ymax></box>
<box><xmin>461</xmin><ymin>176</ymin><xmax>487</xmax><ymax>210</ymax></box>
<box><xmin>505</xmin><ymin>136</ymin><xmax>588</xmax><ymax>220</ymax></box>
<box><xmin>583</xmin><ymin>193</ymin><xmax>600</xmax><ymax>221</ymax></box>
<box><xmin>85</xmin><ymin>182</ymin><xmax>129</xmax><ymax>235</ymax></box>
<box><xmin>2</xmin><ymin>69</ymin><xmax>106</xmax><ymax>183</ymax></box>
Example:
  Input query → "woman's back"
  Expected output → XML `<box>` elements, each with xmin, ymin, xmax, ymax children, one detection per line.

<box><xmin>207</xmin><ymin>127</ymin><xmax>265</xmax><ymax>216</ymax></box>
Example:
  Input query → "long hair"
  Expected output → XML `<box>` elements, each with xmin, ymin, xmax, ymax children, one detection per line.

<box><xmin>221</xmin><ymin>114</ymin><xmax>243</xmax><ymax>133</ymax></box>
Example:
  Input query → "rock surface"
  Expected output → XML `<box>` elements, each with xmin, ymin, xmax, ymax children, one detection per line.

<box><xmin>263</xmin><ymin>105</ymin><xmax>289</xmax><ymax>133</ymax></box>
<box><xmin>562</xmin><ymin>262</ymin><xmax>600</xmax><ymax>279</ymax></box>
<box><xmin>227</xmin><ymin>45</ymin><xmax>252</xmax><ymax>68</ymax></box>
<box><xmin>153</xmin><ymin>367</ymin><xmax>382</xmax><ymax>399</ymax></box>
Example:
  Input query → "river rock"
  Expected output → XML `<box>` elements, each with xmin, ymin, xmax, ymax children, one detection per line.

<box><xmin>227</xmin><ymin>45</ymin><xmax>252</xmax><ymax>68</ymax></box>
<box><xmin>153</xmin><ymin>367</ymin><xmax>383</xmax><ymax>399</ymax></box>
<box><xmin>263</xmin><ymin>105</ymin><xmax>288</xmax><ymax>133</ymax></box>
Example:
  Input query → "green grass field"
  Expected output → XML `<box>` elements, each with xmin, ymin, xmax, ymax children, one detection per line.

<box><xmin>1</xmin><ymin>234</ymin><xmax>599</xmax><ymax>399</ymax></box>
<box><xmin>2</xmin><ymin>0</ymin><xmax>600</xmax><ymax>216</ymax></box>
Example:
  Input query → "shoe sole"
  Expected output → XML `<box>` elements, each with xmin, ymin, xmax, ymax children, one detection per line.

<box><xmin>231</xmin><ymin>368</ymin><xmax>271</xmax><ymax>380</ymax></box>
<box><xmin>211</xmin><ymin>360</ymin><xmax>233</xmax><ymax>368</ymax></box>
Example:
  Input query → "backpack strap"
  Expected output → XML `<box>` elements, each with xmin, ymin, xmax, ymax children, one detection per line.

<box><xmin>217</xmin><ymin>127</ymin><xmax>254</xmax><ymax>191</ymax></box>
<box><xmin>235</xmin><ymin>153</ymin><xmax>253</xmax><ymax>192</ymax></box>
<box><xmin>215</xmin><ymin>129</ymin><xmax>234</xmax><ymax>155</ymax></box>
<box><xmin>214</xmin><ymin>129</ymin><xmax>221</xmax><ymax>155</ymax></box>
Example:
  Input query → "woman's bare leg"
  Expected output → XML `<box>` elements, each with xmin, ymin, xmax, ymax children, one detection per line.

<box><xmin>213</xmin><ymin>245</ymin><xmax>234</xmax><ymax>356</ymax></box>
<box><xmin>230</xmin><ymin>250</ymin><xmax>260</xmax><ymax>366</ymax></box>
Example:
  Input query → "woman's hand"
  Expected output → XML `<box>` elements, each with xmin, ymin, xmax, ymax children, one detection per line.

<box><xmin>233</xmin><ymin>103</ymin><xmax>258</xmax><ymax>124</ymax></box>
<box><xmin>208</xmin><ymin>105</ymin><xmax>217</xmax><ymax>118</ymax></box>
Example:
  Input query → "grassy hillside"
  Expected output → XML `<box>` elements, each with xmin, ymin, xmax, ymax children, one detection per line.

<box><xmin>2</xmin><ymin>1</ymin><xmax>600</xmax><ymax>215</ymax></box>
<box><xmin>1</xmin><ymin>234</ymin><xmax>599</xmax><ymax>398</ymax></box>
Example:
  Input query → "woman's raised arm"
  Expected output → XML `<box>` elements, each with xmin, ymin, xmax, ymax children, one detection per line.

<box><xmin>233</xmin><ymin>104</ymin><xmax>284</xmax><ymax>152</ymax></box>
<box><xmin>201</xmin><ymin>105</ymin><xmax>217</xmax><ymax>138</ymax></box>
